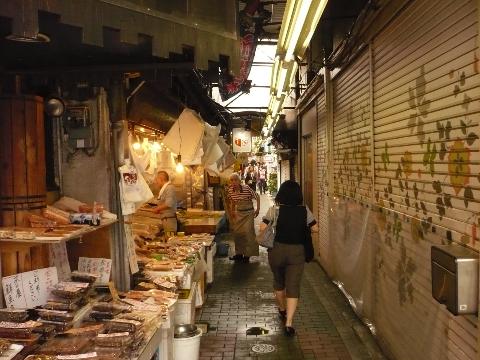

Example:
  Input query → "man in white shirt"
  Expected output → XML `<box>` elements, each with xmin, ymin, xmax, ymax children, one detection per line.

<box><xmin>152</xmin><ymin>171</ymin><xmax>177</xmax><ymax>234</ymax></box>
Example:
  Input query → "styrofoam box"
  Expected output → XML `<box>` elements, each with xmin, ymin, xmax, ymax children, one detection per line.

<box><xmin>175</xmin><ymin>282</ymin><xmax>197</xmax><ymax>325</ymax></box>
<box><xmin>157</xmin><ymin>305</ymin><xmax>175</xmax><ymax>360</ymax></box>
<box><xmin>145</xmin><ymin>263</ymin><xmax>195</xmax><ymax>290</ymax></box>
<box><xmin>206</xmin><ymin>242</ymin><xmax>216</xmax><ymax>284</ymax></box>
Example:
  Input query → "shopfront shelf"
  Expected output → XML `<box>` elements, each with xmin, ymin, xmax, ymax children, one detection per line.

<box><xmin>0</xmin><ymin>218</ymin><xmax>117</xmax><ymax>244</ymax></box>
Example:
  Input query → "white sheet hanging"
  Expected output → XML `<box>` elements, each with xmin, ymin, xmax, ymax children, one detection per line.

<box><xmin>202</xmin><ymin>123</ymin><xmax>221</xmax><ymax>165</ymax></box>
<box><xmin>163</xmin><ymin>108</ymin><xmax>205</xmax><ymax>164</ymax></box>
<box><xmin>129</xmin><ymin>133</ymin><xmax>151</xmax><ymax>173</ymax></box>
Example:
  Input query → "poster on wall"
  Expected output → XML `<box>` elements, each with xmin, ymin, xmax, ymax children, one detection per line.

<box><xmin>232</xmin><ymin>128</ymin><xmax>252</xmax><ymax>153</ymax></box>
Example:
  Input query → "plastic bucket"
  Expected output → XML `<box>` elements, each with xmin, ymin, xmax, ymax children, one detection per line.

<box><xmin>173</xmin><ymin>328</ymin><xmax>202</xmax><ymax>360</ymax></box>
<box><xmin>216</xmin><ymin>242</ymin><xmax>230</xmax><ymax>257</ymax></box>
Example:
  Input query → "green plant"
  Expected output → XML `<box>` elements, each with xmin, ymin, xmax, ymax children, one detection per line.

<box><xmin>268</xmin><ymin>172</ymin><xmax>278</xmax><ymax>194</ymax></box>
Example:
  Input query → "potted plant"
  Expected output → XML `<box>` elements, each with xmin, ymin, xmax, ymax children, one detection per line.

<box><xmin>267</xmin><ymin>172</ymin><xmax>278</xmax><ymax>196</ymax></box>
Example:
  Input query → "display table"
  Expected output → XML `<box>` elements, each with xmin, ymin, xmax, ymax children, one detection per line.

<box><xmin>181</xmin><ymin>217</ymin><xmax>223</xmax><ymax>235</ymax></box>
<box><xmin>177</xmin><ymin>210</ymin><xmax>224</xmax><ymax>235</ymax></box>
<box><xmin>135</xmin><ymin>323</ymin><xmax>165</xmax><ymax>360</ymax></box>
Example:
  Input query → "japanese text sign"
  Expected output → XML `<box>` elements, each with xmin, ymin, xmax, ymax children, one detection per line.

<box><xmin>2</xmin><ymin>267</ymin><xmax>59</xmax><ymax>308</ymax></box>
<box><xmin>78</xmin><ymin>257</ymin><xmax>112</xmax><ymax>284</ymax></box>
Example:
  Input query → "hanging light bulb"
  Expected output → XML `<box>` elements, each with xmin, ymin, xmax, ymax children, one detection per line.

<box><xmin>132</xmin><ymin>142</ymin><xmax>141</xmax><ymax>150</ymax></box>
<box><xmin>152</xmin><ymin>141</ymin><xmax>161</xmax><ymax>152</ymax></box>
<box><xmin>175</xmin><ymin>155</ymin><xmax>184</xmax><ymax>173</ymax></box>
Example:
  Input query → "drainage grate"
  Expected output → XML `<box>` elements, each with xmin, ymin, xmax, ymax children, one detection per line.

<box><xmin>251</xmin><ymin>343</ymin><xmax>276</xmax><ymax>354</ymax></box>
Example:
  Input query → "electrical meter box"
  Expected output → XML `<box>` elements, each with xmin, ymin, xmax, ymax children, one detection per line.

<box><xmin>431</xmin><ymin>245</ymin><xmax>478</xmax><ymax>315</ymax></box>
<box><xmin>64</xmin><ymin>105</ymin><xmax>94</xmax><ymax>149</ymax></box>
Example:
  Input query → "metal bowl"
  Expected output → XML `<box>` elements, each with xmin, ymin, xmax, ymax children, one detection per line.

<box><xmin>174</xmin><ymin>324</ymin><xmax>198</xmax><ymax>338</ymax></box>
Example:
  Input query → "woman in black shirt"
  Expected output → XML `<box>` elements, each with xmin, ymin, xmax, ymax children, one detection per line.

<box><xmin>260</xmin><ymin>180</ymin><xmax>317</xmax><ymax>336</ymax></box>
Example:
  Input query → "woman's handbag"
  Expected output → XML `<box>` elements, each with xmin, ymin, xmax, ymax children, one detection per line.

<box><xmin>256</xmin><ymin>206</ymin><xmax>277</xmax><ymax>249</ymax></box>
<box><xmin>304</xmin><ymin>226</ymin><xmax>314</xmax><ymax>262</ymax></box>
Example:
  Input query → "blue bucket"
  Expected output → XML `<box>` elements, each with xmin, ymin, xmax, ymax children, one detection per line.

<box><xmin>216</xmin><ymin>242</ymin><xmax>230</xmax><ymax>257</ymax></box>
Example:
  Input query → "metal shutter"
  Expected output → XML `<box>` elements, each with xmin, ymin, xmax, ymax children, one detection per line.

<box><xmin>316</xmin><ymin>90</ymin><xmax>330</xmax><ymax>269</ymax></box>
<box><xmin>373</xmin><ymin>0</ymin><xmax>479</xmax><ymax>245</ymax></box>
<box><xmin>372</xmin><ymin>0</ymin><xmax>479</xmax><ymax>359</ymax></box>
<box><xmin>333</xmin><ymin>49</ymin><xmax>373</xmax><ymax>202</ymax></box>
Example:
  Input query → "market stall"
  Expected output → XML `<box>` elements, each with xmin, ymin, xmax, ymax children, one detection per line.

<box><xmin>0</xmin><ymin>104</ymin><xmax>232</xmax><ymax>360</ymax></box>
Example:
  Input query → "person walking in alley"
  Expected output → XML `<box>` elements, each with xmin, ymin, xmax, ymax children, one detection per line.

<box><xmin>261</xmin><ymin>180</ymin><xmax>317</xmax><ymax>336</ymax></box>
<box><xmin>244</xmin><ymin>165</ymin><xmax>257</xmax><ymax>192</ymax></box>
<box><xmin>226</xmin><ymin>173</ymin><xmax>260</xmax><ymax>263</ymax></box>
<box><xmin>257</xmin><ymin>164</ymin><xmax>267</xmax><ymax>194</ymax></box>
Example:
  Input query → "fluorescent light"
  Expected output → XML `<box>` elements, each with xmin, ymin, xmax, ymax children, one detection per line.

<box><xmin>298</xmin><ymin>0</ymin><xmax>328</xmax><ymax>55</ymax></box>
<box><xmin>276</xmin><ymin>62</ymin><xmax>289</xmax><ymax>98</ymax></box>
<box><xmin>272</xmin><ymin>107</ymin><xmax>279</xmax><ymax>118</ymax></box>
<box><xmin>285</xmin><ymin>0</ymin><xmax>314</xmax><ymax>61</ymax></box>
<box><xmin>270</xmin><ymin>56</ymin><xmax>281</xmax><ymax>93</ymax></box>
<box><xmin>271</xmin><ymin>98</ymin><xmax>283</xmax><ymax>118</ymax></box>
<box><xmin>268</xmin><ymin>96</ymin><xmax>275</xmax><ymax>110</ymax></box>
<box><xmin>277</xmin><ymin>0</ymin><xmax>297</xmax><ymax>51</ymax></box>
<box><xmin>288</xmin><ymin>61</ymin><xmax>299</xmax><ymax>89</ymax></box>
<box><xmin>269</xmin><ymin>97</ymin><xmax>278</xmax><ymax>116</ymax></box>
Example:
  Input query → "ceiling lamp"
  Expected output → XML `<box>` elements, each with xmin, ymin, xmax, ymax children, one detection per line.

<box><xmin>45</xmin><ymin>97</ymin><xmax>65</xmax><ymax>117</ymax></box>
<box><xmin>6</xmin><ymin>33</ymin><xmax>50</xmax><ymax>43</ymax></box>
<box><xmin>265</xmin><ymin>0</ymin><xmax>328</xmax><ymax>134</ymax></box>
<box><xmin>175</xmin><ymin>155</ymin><xmax>184</xmax><ymax>173</ymax></box>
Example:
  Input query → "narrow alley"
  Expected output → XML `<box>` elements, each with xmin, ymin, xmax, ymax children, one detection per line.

<box><xmin>197</xmin><ymin>195</ymin><xmax>382</xmax><ymax>360</ymax></box>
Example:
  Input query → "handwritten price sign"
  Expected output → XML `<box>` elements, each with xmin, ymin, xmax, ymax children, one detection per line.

<box><xmin>2</xmin><ymin>267</ymin><xmax>59</xmax><ymax>308</ymax></box>
<box><xmin>78</xmin><ymin>257</ymin><xmax>112</xmax><ymax>284</ymax></box>
<box><xmin>49</xmin><ymin>241</ymin><xmax>71</xmax><ymax>281</ymax></box>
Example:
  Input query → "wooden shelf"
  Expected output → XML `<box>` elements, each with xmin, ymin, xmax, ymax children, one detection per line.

<box><xmin>0</xmin><ymin>218</ymin><xmax>117</xmax><ymax>244</ymax></box>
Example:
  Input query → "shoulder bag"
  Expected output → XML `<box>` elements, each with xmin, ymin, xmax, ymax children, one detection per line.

<box><xmin>303</xmin><ymin>206</ymin><xmax>314</xmax><ymax>262</ymax></box>
<box><xmin>256</xmin><ymin>206</ymin><xmax>277</xmax><ymax>249</ymax></box>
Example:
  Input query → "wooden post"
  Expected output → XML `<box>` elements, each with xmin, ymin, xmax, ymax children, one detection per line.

<box><xmin>109</xmin><ymin>79</ymin><xmax>130</xmax><ymax>291</ymax></box>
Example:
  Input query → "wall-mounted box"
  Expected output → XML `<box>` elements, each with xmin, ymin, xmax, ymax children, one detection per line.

<box><xmin>431</xmin><ymin>245</ymin><xmax>478</xmax><ymax>315</ymax></box>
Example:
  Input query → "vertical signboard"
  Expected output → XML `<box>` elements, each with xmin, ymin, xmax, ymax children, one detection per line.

<box><xmin>232</xmin><ymin>128</ymin><xmax>252</xmax><ymax>153</ymax></box>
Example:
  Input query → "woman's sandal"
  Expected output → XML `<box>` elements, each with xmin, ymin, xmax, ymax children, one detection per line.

<box><xmin>284</xmin><ymin>326</ymin><xmax>296</xmax><ymax>337</ymax></box>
